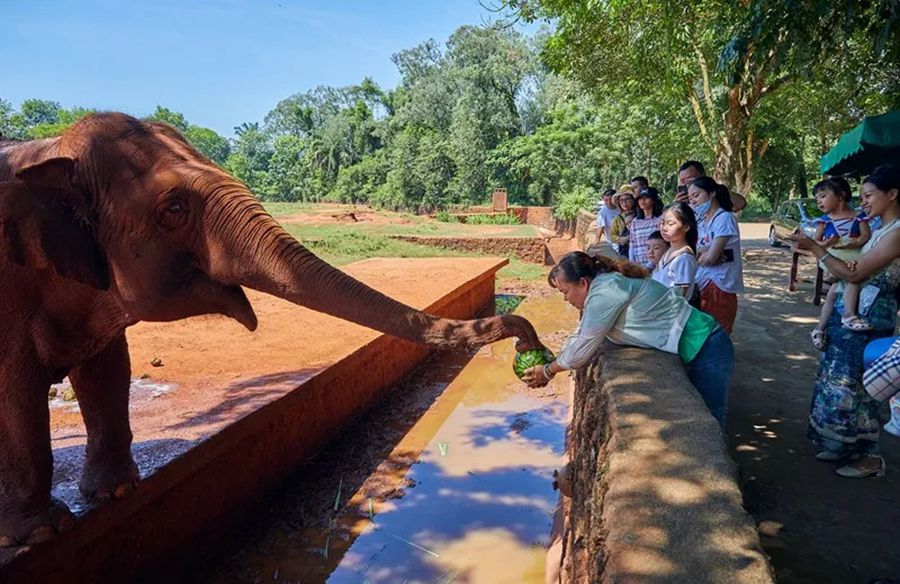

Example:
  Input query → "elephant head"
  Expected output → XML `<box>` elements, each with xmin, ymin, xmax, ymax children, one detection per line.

<box><xmin>0</xmin><ymin>113</ymin><xmax>540</xmax><ymax>350</ymax></box>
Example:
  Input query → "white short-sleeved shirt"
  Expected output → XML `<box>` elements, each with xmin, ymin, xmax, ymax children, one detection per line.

<box><xmin>652</xmin><ymin>248</ymin><xmax>698</xmax><ymax>299</ymax></box>
<box><xmin>597</xmin><ymin>206</ymin><xmax>620</xmax><ymax>242</ymax></box>
<box><xmin>696</xmin><ymin>210</ymin><xmax>743</xmax><ymax>294</ymax></box>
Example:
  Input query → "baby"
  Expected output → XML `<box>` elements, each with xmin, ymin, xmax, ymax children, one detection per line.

<box><xmin>809</xmin><ymin>178</ymin><xmax>871</xmax><ymax>351</ymax></box>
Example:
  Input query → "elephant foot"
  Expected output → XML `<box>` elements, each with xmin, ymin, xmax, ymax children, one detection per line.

<box><xmin>79</xmin><ymin>455</ymin><xmax>139</xmax><ymax>500</ymax></box>
<box><xmin>0</xmin><ymin>498</ymin><xmax>75</xmax><ymax>547</ymax></box>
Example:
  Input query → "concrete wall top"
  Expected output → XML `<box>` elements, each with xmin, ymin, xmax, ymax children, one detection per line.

<box><xmin>564</xmin><ymin>343</ymin><xmax>774</xmax><ymax>583</ymax></box>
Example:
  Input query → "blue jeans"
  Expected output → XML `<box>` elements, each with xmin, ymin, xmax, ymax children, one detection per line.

<box><xmin>685</xmin><ymin>327</ymin><xmax>735</xmax><ymax>429</ymax></box>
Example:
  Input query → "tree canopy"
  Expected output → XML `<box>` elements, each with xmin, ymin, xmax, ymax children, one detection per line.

<box><xmin>2</xmin><ymin>13</ymin><xmax>896</xmax><ymax>216</ymax></box>
<box><xmin>502</xmin><ymin>0</ymin><xmax>900</xmax><ymax>197</ymax></box>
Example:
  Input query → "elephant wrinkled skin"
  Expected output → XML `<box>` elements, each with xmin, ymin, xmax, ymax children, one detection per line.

<box><xmin>0</xmin><ymin>113</ymin><xmax>541</xmax><ymax>547</ymax></box>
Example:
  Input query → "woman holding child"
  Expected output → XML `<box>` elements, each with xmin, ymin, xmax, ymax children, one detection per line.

<box><xmin>521</xmin><ymin>251</ymin><xmax>734</xmax><ymax>428</ymax></box>
<box><xmin>792</xmin><ymin>164</ymin><xmax>900</xmax><ymax>478</ymax></box>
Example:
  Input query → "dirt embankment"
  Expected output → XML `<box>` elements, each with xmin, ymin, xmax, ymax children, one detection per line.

<box><xmin>391</xmin><ymin>235</ymin><xmax>552</xmax><ymax>264</ymax></box>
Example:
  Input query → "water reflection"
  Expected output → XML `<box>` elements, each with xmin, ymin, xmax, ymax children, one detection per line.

<box><xmin>210</xmin><ymin>295</ymin><xmax>577</xmax><ymax>584</ymax></box>
<box><xmin>327</xmin><ymin>296</ymin><xmax>573</xmax><ymax>583</ymax></box>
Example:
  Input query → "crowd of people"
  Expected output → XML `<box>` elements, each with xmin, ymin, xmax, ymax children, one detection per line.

<box><xmin>523</xmin><ymin>161</ymin><xmax>900</xmax><ymax>480</ymax></box>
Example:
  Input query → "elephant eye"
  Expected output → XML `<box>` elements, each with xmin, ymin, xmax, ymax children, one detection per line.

<box><xmin>157</xmin><ymin>197</ymin><xmax>190</xmax><ymax>230</ymax></box>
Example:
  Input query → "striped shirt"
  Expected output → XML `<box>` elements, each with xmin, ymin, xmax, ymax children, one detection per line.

<box><xmin>628</xmin><ymin>216</ymin><xmax>661</xmax><ymax>267</ymax></box>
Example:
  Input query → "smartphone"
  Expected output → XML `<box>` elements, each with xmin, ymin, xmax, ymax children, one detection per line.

<box><xmin>722</xmin><ymin>249</ymin><xmax>734</xmax><ymax>262</ymax></box>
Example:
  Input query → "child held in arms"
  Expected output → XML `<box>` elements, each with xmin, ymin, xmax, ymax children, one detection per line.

<box><xmin>809</xmin><ymin>178</ymin><xmax>872</xmax><ymax>351</ymax></box>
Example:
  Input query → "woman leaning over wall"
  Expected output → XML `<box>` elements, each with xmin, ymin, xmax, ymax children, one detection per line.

<box><xmin>522</xmin><ymin>252</ymin><xmax>734</xmax><ymax>428</ymax></box>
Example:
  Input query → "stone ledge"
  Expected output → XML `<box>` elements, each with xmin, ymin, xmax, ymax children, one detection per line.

<box><xmin>391</xmin><ymin>234</ymin><xmax>552</xmax><ymax>265</ymax></box>
<box><xmin>558</xmin><ymin>343</ymin><xmax>773</xmax><ymax>583</ymax></box>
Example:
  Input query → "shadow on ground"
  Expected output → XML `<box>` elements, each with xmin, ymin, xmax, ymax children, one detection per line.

<box><xmin>729</xmin><ymin>246</ymin><xmax>900</xmax><ymax>583</ymax></box>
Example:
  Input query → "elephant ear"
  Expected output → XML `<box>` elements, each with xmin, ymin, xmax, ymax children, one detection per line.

<box><xmin>0</xmin><ymin>158</ymin><xmax>109</xmax><ymax>290</ymax></box>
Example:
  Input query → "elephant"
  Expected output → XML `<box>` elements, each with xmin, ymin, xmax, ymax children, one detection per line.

<box><xmin>0</xmin><ymin>113</ymin><xmax>542</xmax><ymax>547</ymax></box>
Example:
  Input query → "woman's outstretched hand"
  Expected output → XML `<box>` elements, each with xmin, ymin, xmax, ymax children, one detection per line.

<box><xmin>789</xmin><ymin>229</ymin><xmax>818</xmax><ymax>252</ymax></box>
<box><xmin>521</xmin><ymin>365</ymin><xmax>551</xmax><ymax>388</ymax></box>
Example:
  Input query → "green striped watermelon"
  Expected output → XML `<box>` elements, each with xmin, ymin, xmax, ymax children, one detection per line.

<box><xmin>513</xmin><ymin>348</ymin><xmax>555</xmax><ymax>379</ymax></box>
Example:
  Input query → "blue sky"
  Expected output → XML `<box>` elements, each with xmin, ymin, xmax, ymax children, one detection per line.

<box><xmin>2</xmin><ymin>0</ymin><xmax>535</xmax><ymax>136</ymax></box>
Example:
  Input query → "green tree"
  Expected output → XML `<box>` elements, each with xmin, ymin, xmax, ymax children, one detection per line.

<box><xmin>0</xmin><ymin>99</ymin><xmax>25</xmax><ymax>138</ymax></box>
<box><xmin>183</xmin><ymin>125</ymin><xmax>231</xmax><ymax>165</ymax></box>
<box><xmin>225</xmin><ymin>122</ymin><xmax>274</xmax><ymax>197</ymax></box>
<box><xmin>505</xmin><ymin>0</ymin><xmax>900</xmax><ymax>195</ymax></box>
<box><xmin>26</xmin><ymin>106</ymin><xmax>97</xmax><ymax>139</ymax></box>
<box><xmin>20</xmin><ymin>99</ymin><xmax>61</xmax><ymax>127</ymax></box>
<box><xmin>145</xmin><ymin>105</ymin><xmax>189</xmax><ymax>132</ymax></box>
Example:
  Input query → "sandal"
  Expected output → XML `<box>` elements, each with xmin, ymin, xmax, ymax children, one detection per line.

<box><xmin>841</xmin><ymin>315</ymin><xmax>873</xmax><ymax>332</ymax></box>
<box><xmin>810</xmin><ymin>328</ymin><xmax>827</xmax><ymax>351</ymax></box>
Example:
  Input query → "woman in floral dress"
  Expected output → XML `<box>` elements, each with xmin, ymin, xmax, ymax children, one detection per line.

<box><xmin>792</xmin><ymin>164</ymin><xmax>900</xmax><ymax>478</ymax></box>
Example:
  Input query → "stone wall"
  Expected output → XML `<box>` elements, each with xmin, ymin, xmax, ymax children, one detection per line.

<box><xmin>457</xmin><ymin>205</ymin><xmax>558</xmax><ymax>232</ymax></box>
<box><xmin>391</xmin><ymin>235</ymin><xmax>552</xmax><ymax>265</ymax></box>
<box><xmin>575</xmin><ymin>210</ymin><xmax>599</xmax><ymax>247</ymax></box>
<box><xmin>555</xmin><ymin>343</ymin><xmax>773</xmax><ymax>583</ymax></box>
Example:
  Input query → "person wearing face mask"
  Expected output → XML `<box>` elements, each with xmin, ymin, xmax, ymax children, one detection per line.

<box><xmin>675</xmin><ymin>160</ymin><xmax>748</xmax><ymax>212</ymax></box>
<box><xmin>689</xmin><ymin>176</ymin><xmax>744</xmax><ymax>334</ymax></box>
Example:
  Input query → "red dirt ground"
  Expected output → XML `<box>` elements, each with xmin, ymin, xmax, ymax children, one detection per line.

<box><xmin>48</xmin><ymin>258</ymin><xmax>507</xmax><ymax>505</ymax></box>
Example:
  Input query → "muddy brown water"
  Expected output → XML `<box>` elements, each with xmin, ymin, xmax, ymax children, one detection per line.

<box><xmin>199</xmin><ymin>294</ymin><xmax>578</xmax><ymax>584</ymax></box>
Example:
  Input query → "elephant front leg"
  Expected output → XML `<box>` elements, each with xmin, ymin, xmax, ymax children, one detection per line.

<box><xmin>0</xmin><ymin>365</ymin><xmax>75</xmax><ymax>547</ymax></box>
<box><xmin>68</xmin><ymin>334</ymin><xmax>139</xmax><ymax>500</ymax></box>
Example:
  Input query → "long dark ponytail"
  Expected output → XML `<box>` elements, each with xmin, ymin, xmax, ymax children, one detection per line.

<box><xmin>548</xmin><ymin>251</ymin><xmax>649</xmax><ymax>287</ymax></box>
<box><xmin>690</xmin><ymin>176</ymin><xmax>734</xmax><ymax>212</ymax></box>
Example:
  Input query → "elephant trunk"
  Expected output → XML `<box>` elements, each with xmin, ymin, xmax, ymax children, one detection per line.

<box><xmin>205</xmin><ymin>195</ymin><xmax>541</xmax><ymax>350</ymax></box>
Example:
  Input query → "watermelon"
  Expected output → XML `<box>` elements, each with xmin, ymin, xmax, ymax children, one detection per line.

<box><xmin>513</xmin><ymin>348</ymin><xmax>555</xmax><ymax>379</ymax></box>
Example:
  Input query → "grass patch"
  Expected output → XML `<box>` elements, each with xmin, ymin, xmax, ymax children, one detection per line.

<box><xmin>464</xmin><ymin>213</ymin><xmax>521</xmax><ymax>225</ymax></box>
<box><xmin>281</xmin><ymin>219</ymin><xmax>538</xmax><ymax>239</ymax></box>
<box><xmin>498</xmin><ymin>258</ymin><xmax>547</xmax><ymax>282</ymax></box>
<box><xmin>281</xmin><ymin>223</ymin><xmax>546</xmax><ymax>281</ymax></box>
<box><xmin>263</xmin><ymin>202</ymin><xmax>315</xmax><ymax>217</ymax></box>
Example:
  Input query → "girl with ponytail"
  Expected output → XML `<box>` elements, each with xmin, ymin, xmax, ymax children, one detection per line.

<box><xmin>688</xmin><ymin>176</ymin><xmax>744</xmax><ymax>334</ymax></box>
<box><xmin>524</xmin><ymin>250</ymin><xmax>735</xmax><ymax>428</ymax></box>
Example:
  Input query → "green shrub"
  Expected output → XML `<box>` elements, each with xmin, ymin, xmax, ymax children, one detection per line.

<box><xmin>554</xmin><ymin>185</ymin><xmax>593</xmax><ymax>221</ymax></box>
<box><xmin>465</xmin><ymin>213</ymin><xmax>521</xmax><ymax>225</ymax></box>
<box><xmin>435</xmin><ymin>210</ymin><xmax>460</xmax><ymax>223</ymax></box>
<box><xmin>741</xmin><ymin>195</ymin><xmax>775</xmax><ymax>221</ymax></box>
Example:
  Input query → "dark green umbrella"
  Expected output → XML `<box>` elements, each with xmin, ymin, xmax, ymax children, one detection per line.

<box><xmin>820</xmin><ymin>111</ymin><xmax>900</xmax><ymax>176</ymax></box>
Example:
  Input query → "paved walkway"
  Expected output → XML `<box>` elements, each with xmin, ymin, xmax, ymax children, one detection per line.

<box><xmin>728</xmin><ymin>230</ymin><xmax>900</xmax><ymax>583</ymax></box>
